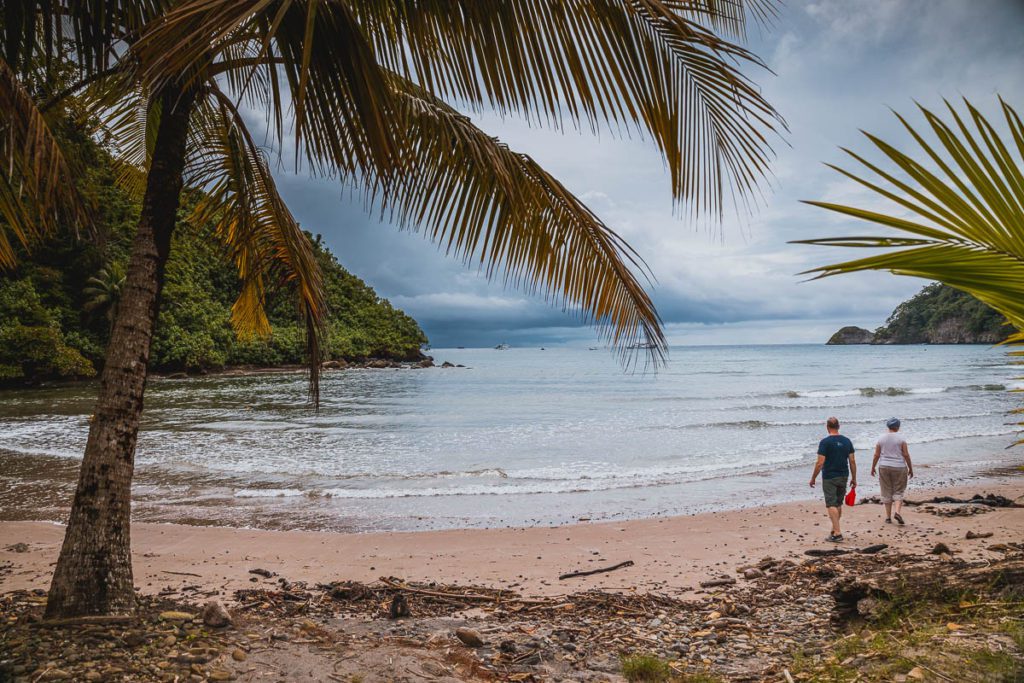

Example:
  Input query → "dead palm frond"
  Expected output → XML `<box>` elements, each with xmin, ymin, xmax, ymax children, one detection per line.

<box><xmin>0</xmin><ymin>57</ymin><xmax>93</xmax><ymax>268</ymax></box>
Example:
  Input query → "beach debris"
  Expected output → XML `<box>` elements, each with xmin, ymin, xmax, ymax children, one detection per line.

<box><xmin>699</xmin><ymin>577</ymin><xmax>737</xmax><ymax>588</ymax></box>
<box><xmin>742</xmin><ymin>568</ymin><xmax>765</xmax><ymax>580</ymax></box>
<box><xmin>159</xmin><ymin>610</ymin><xmax>194</xmax><ymax>622</ymax></box>
<box><xmin>965</xmin><ymin>530</ymin><xmax>994</xmax><ymax>539</ymax></box>
<box><xmin>930</xmin><ymin>542</ymin><xmax>952</xmax><ymax>555</ymax></box>
<box><xmin>6</xmin><ymin>551</ymin><xmax>1022</xmax><ymax>683</ymax></box>
<box><xmin>389</xmin><ymin>593</ymin><xmax>410</xmax><ymax>618</ymax></box>
<box><xmin>805</xmin><ymin>548</ymin><xmax>849</xmax><ymax>557</ymax></box>
<box><xmin>202</xmin><ymin>600</ymin><xmax>233</xmax><ymax>627</ymax></box>
<box><xmin>4</xmin><ymin>542</ymin><xmax>29</xmax><ymax>552</ymax></box>
<box><xmin>858</xmin><ymin>544</ymin><xmax>889</xmax><ymax>554</ymax></box>
<box><xmin>558</xmin><ymin>560</ymin><xmax>634</xmax><ymax>580</ymax></box>
<box><xmin>248</xmin><ymin>567</ymin><xmax>275</xmax><ymax>578</ymax></box>
<box><xmin>455</xmin><ymin>626</ymin><xmax>484</xmax><ymax>647</ymax></box>
<box><xmin>917</xmin><ymin>503</ymin><xmax>994</xmax><ymax>517</ymax></box>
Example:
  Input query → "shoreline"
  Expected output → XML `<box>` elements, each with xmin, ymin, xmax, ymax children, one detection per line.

<box><xmin>2</xmin><ymin>480</ymin><xmax>1021</xmax><ymax>603</ymax></box>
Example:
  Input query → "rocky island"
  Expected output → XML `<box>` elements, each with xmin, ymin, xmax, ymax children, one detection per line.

<box><xmin>828</xmin><ymin>283</ymin><xmax>1014</xmax><ymax>345</ymax></box>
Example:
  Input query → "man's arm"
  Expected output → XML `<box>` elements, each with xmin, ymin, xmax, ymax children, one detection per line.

<box><xmin>902</xmin><ymin>442</ymin><xmax>913</xmax><ymax>478</ymax></box>
<box><xmin>871</xmin><ymin>443</ymin><xmax>880</xmax><ymax>476</ymax></box>
<box><xmin>848</xmin><ymin>452</ymin><xmax>857</xmax><ymax>488</ymax></box>
<box><xmin>809</xmin><ymin>454</ymin><xmax>825</xmax><ymax>487</ymax></box>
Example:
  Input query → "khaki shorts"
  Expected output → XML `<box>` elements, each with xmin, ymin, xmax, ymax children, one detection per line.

<box><xmin>878</xmin><ymin>466</ymin><xmax>908</xmax><ymax>503</ymax></box>
<box><xmin>822</xmin><ymin>476</ymin><xmax>847</xmax><ymax>508</ymax></box>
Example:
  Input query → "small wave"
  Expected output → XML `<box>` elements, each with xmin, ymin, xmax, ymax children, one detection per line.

<box><xmin>234</xmin><ymin>488</ymin><xmax>306</xmax><ymax>498</ymax></box>
<box><xmin>785</xmin><ymin>386</ymin><xmax>947</xmax><ymax>398</ymax></box>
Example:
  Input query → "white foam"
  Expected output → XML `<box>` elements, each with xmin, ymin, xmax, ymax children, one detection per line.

<box><xmin>234</xmin><ymin>488</ymin><xmax>305</xmax><ymax>498</ymax></box>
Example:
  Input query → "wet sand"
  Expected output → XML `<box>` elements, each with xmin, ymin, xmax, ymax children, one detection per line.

<box><xmin>1</xmin><ymin>481</ymin><xmax>1021</xmax><ymax>602</ymax></box>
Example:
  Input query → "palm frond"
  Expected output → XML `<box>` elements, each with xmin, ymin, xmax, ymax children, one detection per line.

<box><xmin>0</xmin><ymin>56</ymin><xmax>92</xmax><ymax>268</ymax></box>
<box><xmin>2</xmin><ymin>1</ymin><xmax>158</xmax><ymax>80</ymax></box>
<box><xmin>186</xmin><ymin>86</ymin><xmax>326</xmax><ymax>405</ymax></box>
<box><xmin>346</xmin><ymin>0</ymin><xmax>783</xmax><ymax>216</ymax></box>
<box><xmin>795</xmin><ymin>97</ymin><xmax>1024</xmax><ymax>339</ymax></box>
<box><xmin>375</xmin><ymin>74</ymin><xmax>666</xmax><ymax>363</ymax></box>
<box><xmin>132</xmin><ymin>0</ymin><xmax>400</xmax><ymax>181</ymax></box>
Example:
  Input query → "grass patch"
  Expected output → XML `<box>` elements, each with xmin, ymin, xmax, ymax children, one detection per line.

<box><xmin>621</xmin><ymin>654</ymin><xmax>672</xmax><ymax>682</ymax></box>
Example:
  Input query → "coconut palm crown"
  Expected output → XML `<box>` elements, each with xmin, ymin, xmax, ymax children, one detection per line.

<box><xmin>2</xmin><ymin>0</ymin><xmax>782</xmax><ymax>618</ymax></box>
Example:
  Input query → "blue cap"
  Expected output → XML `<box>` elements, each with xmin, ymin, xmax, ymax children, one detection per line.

<box><xmin>886</xmin><ymin>417</ymin><xmax>901</xmax><ymax>430</ymax></box>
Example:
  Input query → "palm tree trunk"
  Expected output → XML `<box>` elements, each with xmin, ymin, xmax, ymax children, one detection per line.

<box><xmin>44</xmin><ymin>84</ymin><xmax>195</xmax><ymax>618</ymax></box>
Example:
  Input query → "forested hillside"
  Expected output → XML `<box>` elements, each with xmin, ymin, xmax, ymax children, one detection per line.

<box><xmin>0</xmin><ymin>119</ymin><xmax>426</xmax><ymax>383</ymax></box>
<box><xmin>828</xmin><ymin>283</ymin><xmax>1013</xmax><ymax>345</ymax></box>
<box><xmin>874</xmin><ymin>283</ymin><xmax>1011</xmax><ymax>344</ymax></box>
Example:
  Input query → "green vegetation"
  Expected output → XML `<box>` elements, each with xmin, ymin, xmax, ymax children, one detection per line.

<box><xmin>621</xmin><ymin>654</ymin><xmax>674</xmax><ymax>682</ymax></box>
<box><xmin>874</xmin><ymin>283</ymin><xmax>1012</xmax><ymax>344</ymax></box>
<box><xmin>787</xmin><ymin>587</ymin><xmax>1024</xmax><ymax>682</ymax></box>
<box><xmin>620</xmin><ymin>655</ymin><xmax>723</xmax><ymax>683</ymax></box>
<box><xmin>0</xmin><ymin>122</ymin><xmax>427</xmax><ymax>384</ymax></box>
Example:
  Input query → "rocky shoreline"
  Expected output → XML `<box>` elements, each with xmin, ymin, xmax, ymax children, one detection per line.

<box><xmin>151</xmin><ymin>354</ymin><xmax>466</xmax><ymax>380</ymax></box>
<box><xmin>2</xmin><ymin>540</ymin><xmax>1022</xmax><ymax>682</ymax></box>
<box><xmin>2</xmin><ymin>490</ymin><xmax>1023</xmax><ymax>681</ymax></box>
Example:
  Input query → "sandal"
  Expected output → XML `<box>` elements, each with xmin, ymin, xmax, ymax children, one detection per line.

<box><xmin>885</xmin><ymin>518</ymin><xmax>892</xmax><ymax>524</ymax></box>
<box><xmin>894</xmin><ymin>513</ymin><xmax>905</xmax><ymax>525</ymax></box>
<box><xmin>827</xmin><ymin>533</ymin><xmax>844</xmax><ymax>543</ymax></box>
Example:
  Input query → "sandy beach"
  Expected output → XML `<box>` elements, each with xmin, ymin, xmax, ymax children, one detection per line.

<box><xmin>3</xmin><ymin>481</ymin><xmax>1021</xmax><ymax>601</ymax></box>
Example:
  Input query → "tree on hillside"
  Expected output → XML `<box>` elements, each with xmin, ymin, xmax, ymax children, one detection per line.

<box><xmin>1</xmin><ymin>0</ymin><xmax>782</xmax><ymax>618</ymax></box>
<box><xmin>796</xmin><ymin>98</ymin><xmax>1024</xmax><ymax>338</ymax></box>
<box><xmin>82</xmin><ymin>263</ymin><xmax>126</xmax><ymax>330</ymax></box>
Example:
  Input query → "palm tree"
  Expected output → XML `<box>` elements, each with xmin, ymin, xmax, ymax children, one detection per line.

<box><xmin>2</xmin><ymin>0</ymin><xmax>782</xmax><ymax>618</ymax></box>
<box><xmin>796</xmin><ymin>98</ymin><xmax>1024</xmax><ymax>338</ymax></box>
<box><xmin>83</xmin><ymin>263</ymin><xmax>127</xmax><ymax>330</ymax></box>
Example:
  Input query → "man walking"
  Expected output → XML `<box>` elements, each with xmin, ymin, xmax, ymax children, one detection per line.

<box><xmin>871</xmin><ymin>417</ymin><xmax>913</xmax><ymax>525</ymax></box>
<box><xmin>809</xmin><ymin>416</ymin><xmax>856</xmax><ymax>542</ymax></box>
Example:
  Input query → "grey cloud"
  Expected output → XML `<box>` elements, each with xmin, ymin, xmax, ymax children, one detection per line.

<box><xmin>264</xmin><ymin>0</ymin><xmax>1024</xmax><ymax>348</ymax></box>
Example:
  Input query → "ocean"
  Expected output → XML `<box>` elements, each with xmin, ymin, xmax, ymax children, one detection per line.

<box><xmin>0</xmin><ymin>344</ymin><xmax>1020</xmax><ymax>531</ymax></box>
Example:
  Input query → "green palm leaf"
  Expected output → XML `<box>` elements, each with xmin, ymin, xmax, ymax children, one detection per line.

<box><xmin>795</xmin><ymin>98</ymin><xmax>1024</xmax><ymax>342</ymax></box>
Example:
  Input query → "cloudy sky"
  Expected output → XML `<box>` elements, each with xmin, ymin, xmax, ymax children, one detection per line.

<box><xmin>273</xmin><ymin>0</ymin><xmax>1024</xmax><ymax>349</ymax></box>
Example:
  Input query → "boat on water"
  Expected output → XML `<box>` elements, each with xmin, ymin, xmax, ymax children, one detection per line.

<box><xmin>494</xmin><ymin>343</ymin><xmax>510</xmax><ymax>350</ymax></box>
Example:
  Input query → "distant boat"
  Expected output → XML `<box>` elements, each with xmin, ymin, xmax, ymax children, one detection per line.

<box><xmin>588</xmin><ymin>347</ymin><xmax>599</xmax><ymax>351</ymax></box>
<box><xmin>495</xmin><ymin>343</ymin><xmax>510</xmax><ymax>350</ymax></box>
<box><xmin>456</xmin><ymin>346</ymin><xmax>465</xmax><ymax>349</ymax></box>
<box><xmin>627</xmin><ymin>341</ymin><xmax>658</xmax><ymax>349</ymax></box>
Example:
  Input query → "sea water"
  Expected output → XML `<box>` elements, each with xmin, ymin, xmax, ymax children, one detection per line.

<box><xmin>0</xmin><ymin>344</ymin><xmax>1020</xmax><ymax>531</ymax></box>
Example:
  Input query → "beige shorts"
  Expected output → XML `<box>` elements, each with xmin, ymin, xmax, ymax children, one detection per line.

<box><xmin>878</xmin><ymin>466</ymin><xmax>908</xmax><ymax>503</ymax></box>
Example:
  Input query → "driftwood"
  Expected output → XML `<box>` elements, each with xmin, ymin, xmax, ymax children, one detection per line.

<box><xmin>699</xmin><ymin>577</ymin><xmax>737</xmax><ymax>588</ymax></box>
<box><xmin>806</xmin><ymin>544</ymin><xmax>888</xmax><ymax>558</ymax></box>
<box><xmin>32</xmin><ymin>615</ymin><xmax>135</xmax><ymax>628</ymax></box>
<box><xmin>833</xmin><ymin>558</ymin><xmax>1024</xmax><ymax>621</ymax></box>
<box><xmin>558</xmin><ymin>561</ymin><xmax>634</xmax><ymax>580</ymax></box>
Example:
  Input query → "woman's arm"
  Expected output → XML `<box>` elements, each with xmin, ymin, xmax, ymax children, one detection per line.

<box><xmin>902</xmin><ymin>442</ymin><xmax>913</xmax><ymax>478</ymax></box>
<box><xmin>871</xmin><ymin>443</ymin><xmax>881</xmax><ymax>476</ymax></box>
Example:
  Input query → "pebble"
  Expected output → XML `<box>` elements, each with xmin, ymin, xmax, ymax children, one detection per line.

<box><xmin>455</xmin><ymin>627</ymin><xmax>484</xmax><ymax>647</ymax></box>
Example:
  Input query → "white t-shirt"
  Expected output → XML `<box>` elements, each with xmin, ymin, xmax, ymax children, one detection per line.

<box><xmin>876</xmin><ymin>431</ymin><xmax>907</xmax><ymax>468</ymax></box>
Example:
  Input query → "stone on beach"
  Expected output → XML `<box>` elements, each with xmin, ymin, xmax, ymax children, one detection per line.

<box><xmin>202</xmin><ymin>600</ymin><xmax>233</xmax><ymax>627</ymax></box>
<box><xmin>455</xmin><ymin>626</ymin><xmax>484</xmax><ymax>647</ymax></box>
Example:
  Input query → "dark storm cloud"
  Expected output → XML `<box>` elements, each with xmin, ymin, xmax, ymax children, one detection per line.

<box><xmin>266</xmin><ymin>0</ymin><xmax>1024</xmax><ymax>347</ymax></box>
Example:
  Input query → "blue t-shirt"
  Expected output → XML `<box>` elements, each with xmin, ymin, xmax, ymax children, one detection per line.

<box><xmin>817</xmin><ymin>435</ymin><xmax>854</xmax><ymax>479</ymax></box>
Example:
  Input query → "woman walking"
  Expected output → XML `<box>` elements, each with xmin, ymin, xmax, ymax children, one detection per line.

<box><xmin>871</xmin><ymin>418</ymin><xmax>914</xmax><ymax>524</ymax></box>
